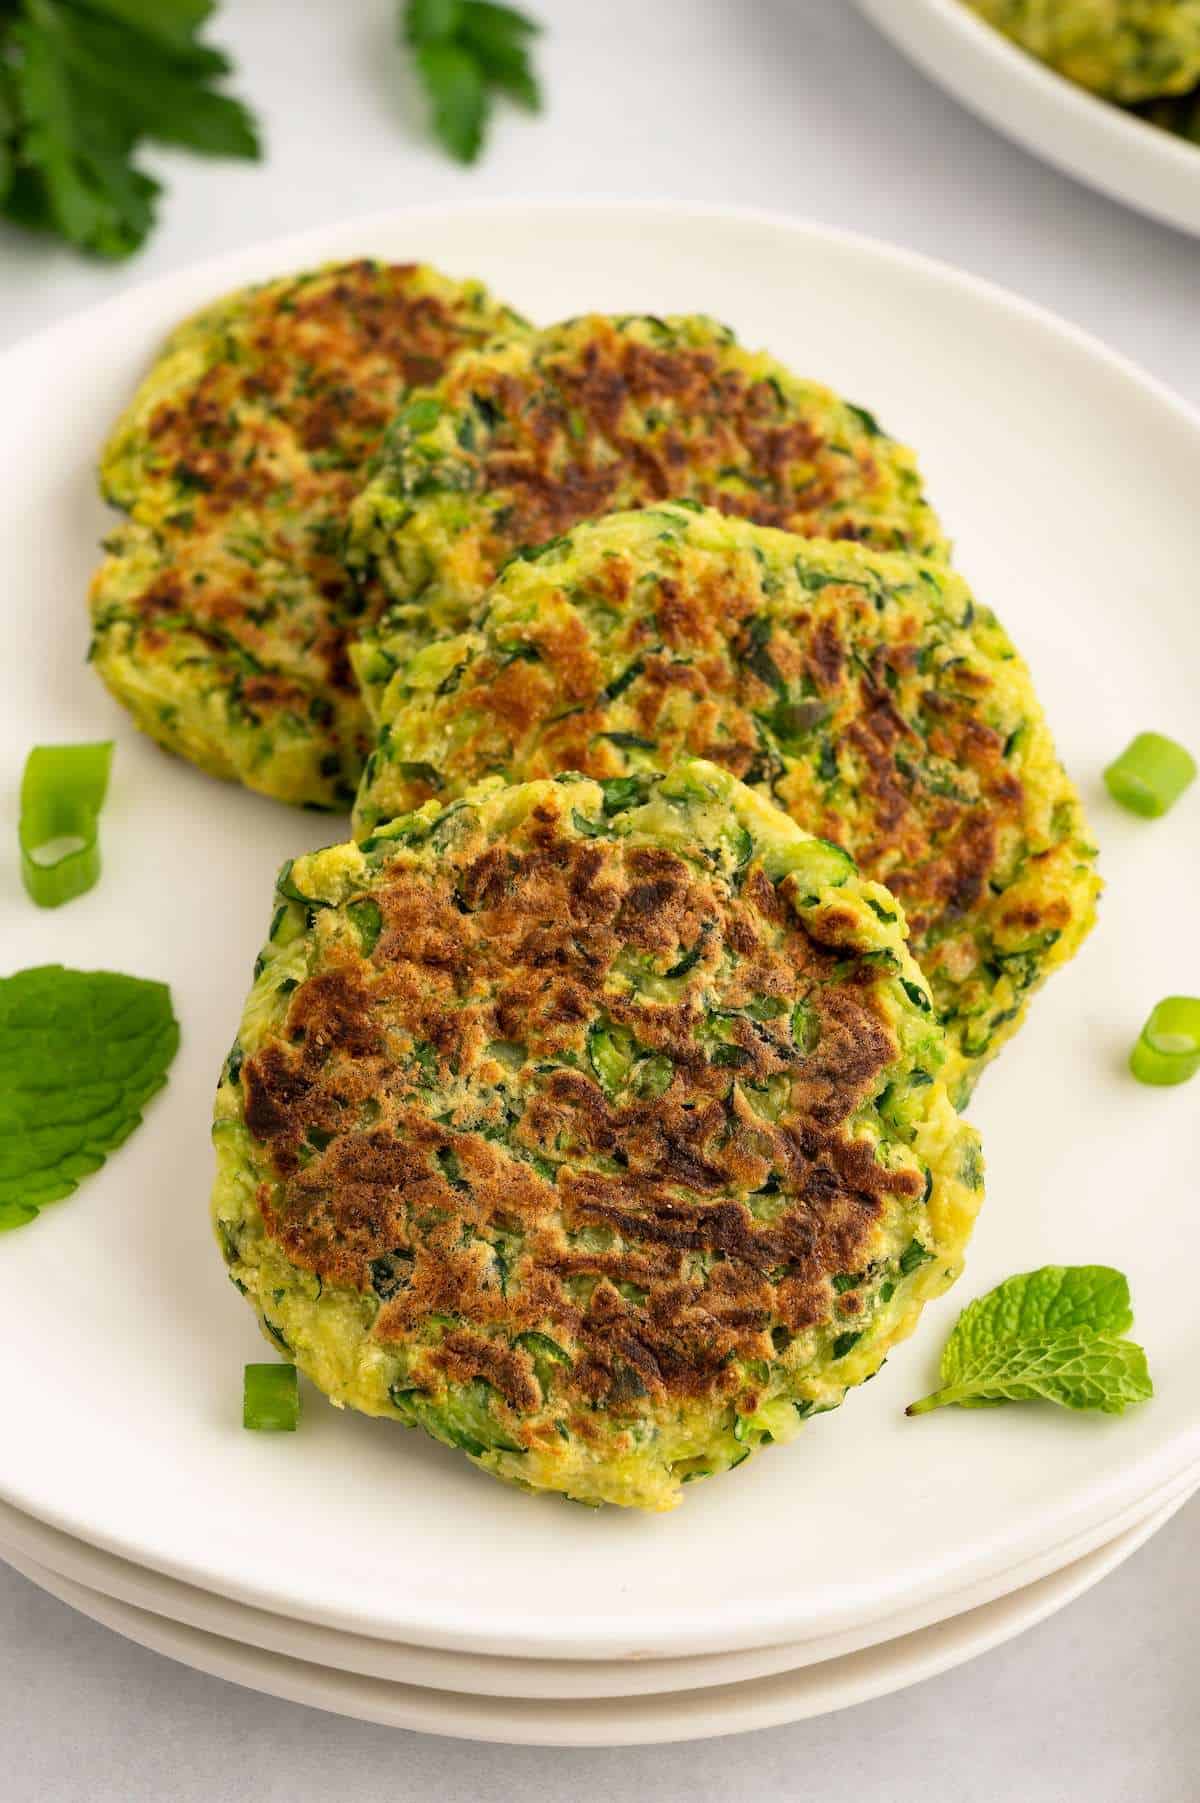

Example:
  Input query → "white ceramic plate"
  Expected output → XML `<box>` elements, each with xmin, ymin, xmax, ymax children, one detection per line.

<box><xmin>1</xmin><ymin>1467</ymin><xmax>1195</xmax><ymax>1701</ymax></box>
<box><xmin>1</xmin><ymin>204</ymin><xmax>1198</xmax><ymax>1662</ymax></box>
<box><xmin>855</xmin><ymin>0</ymin><xmax>1200</xmax><ymax>237</ymax></box>
<box><xmin>6</xmin><ymin>1485</ymin><xmax>1193</xmax><ymax>1746</ymax></box>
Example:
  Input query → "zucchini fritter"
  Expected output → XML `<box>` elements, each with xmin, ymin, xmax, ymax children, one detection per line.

<box><xmin>356</xmin><ymin>507</ymin><xmax>1100</xmax><ymax>1103</ymax></box>
<box><xmin>89</xmin><ymin>260</ymin><xmax>527</xmax><ymax>808</ymax></box>
<box><xmin>964</xmin><ymin>0</ymin><xmax>1200</xmax><ymax>101</ymax></box>
<box><xmin>345</xmin><ymin>312</ymin><xmax>947</xmax><ymax>721</ymax></box>
<box><xmin>213</xmin><ymin>760</ymin><xmax>983</xmax><ymax>1510</ymax></box>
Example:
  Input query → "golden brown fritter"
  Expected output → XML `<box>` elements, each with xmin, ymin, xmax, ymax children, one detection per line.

<box><xmin>346</xmin><ymin>313</ymin><xmax>947</xmax><ymax>723</ymax></box>
<box><xmin>213</xmin><ymin>760</ymin><xmax>983</xmax><ymax>1509</ymax></box>
<box><xmin>964</xmin><ymin>0</ymin><xmax>1200</xmax><ymax>102</ymax></box>
<box><xmin>90</xmin><ymin>260</ymin><xmax>528</xmax><ymax>808</ymax></box>
<box><xmin>357</xmin><ymin>507</ymin><xmax>1100</xmax><ymax>1103</ymax></box>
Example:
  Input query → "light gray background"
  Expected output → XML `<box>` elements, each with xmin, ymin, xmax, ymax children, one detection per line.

<box><xmin>1</xmin><ymin>2</ymin><xmax>1195</xmax><ymax>1796</ymax></box>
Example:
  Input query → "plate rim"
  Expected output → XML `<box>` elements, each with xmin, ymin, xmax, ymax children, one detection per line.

<box><xmin>2</xmin><ymin>200</ymin><xmax>1199</xmax><ymax>1659</ymax></box>
<box><xmin>854</xmin><ymin>0</ymin><xmax>1200</xmax><ymax>236</ymax></box>
<box><xmin>1</xmin><ymin>196</ymin><xmax>1199</xmax><ymax>437</ymax></box>
<box><xmin>1</xmin><ymin>1464</ymin><xmax>1197</xmax><ymax>1696</ymax></box>
<box><xmin>5</xmin><ymin>1481</ymin><xmax>1194</xmax><ymax>1745</ymax></box>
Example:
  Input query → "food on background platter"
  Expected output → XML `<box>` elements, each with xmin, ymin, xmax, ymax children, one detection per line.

<box><xmin>345</xmin><ymin>311</ymin><xmax>949</xmax><ymax>725</ymax></box>
<box><xmin>212</xmin><ymin>759</ymin><xmax>983</xmax><ymax>1509</ymax></box>
<box><xmin>88</xmin><ymin>261</ymin><xmax>528</xmax><ymax>810</ymax></box>
<box><xmin>1134</xmin><ymin>81</ymin><xmax>1200</xmax><ymax>137</ymax></box>
<box><xmin>962</xmin><ymin>0</ymin><xmax>1200</xmax><ymax>141</ymax></box>
<box><xmin>354</xmin><ymin>505</ymin><xmax>1100</xmax><ymax>1106</ymax></box>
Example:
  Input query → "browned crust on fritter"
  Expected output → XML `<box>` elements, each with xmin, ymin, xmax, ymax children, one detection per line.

<box><xmin>407</xmin><ymin>555</ymin><xmax>1029</xmax><ymax>950</ymax></box>
<box><xmin>441</xmin><ymin>318</ymin><xmax>913</xmax><ymax>568</ymax></box>
<box><xmin>141</xmin><ymin>261</ymin><xmax>477</xmax><ymax>524</ymax></box>
<box><xmin>100</xmin><ymin>263</ymin><xmax>516</xmax><ymax>769</ymax></box>
<box><xmin>241</xmin><ymin>818</ymin><xmax>916</xmax><ymax>1416</ymax></box>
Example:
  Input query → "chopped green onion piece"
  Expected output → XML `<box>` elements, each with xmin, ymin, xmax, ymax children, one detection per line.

<box><xmin>19</xmin><ymin>742</ymin><xmax>114</xmax><ymax>908</ymax></box>
<box><xmin>1104</xmin><ymin>732</ymin><xmax>1195</xmax><ymax>819</ymax></box>
<box><xmin>243</xmin><ymin>1362</ymin><xmax>300</xmax><ymax>1432</ymax></box>
<box><xmin>1129</xmin><ymin>996</ymin><xmax>1200</xmax><ymax>1087</ymax></box>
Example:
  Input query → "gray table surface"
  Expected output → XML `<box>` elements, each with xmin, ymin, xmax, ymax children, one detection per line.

<box><xmin>1</xmin><ymin>3</ymin><xmax>1195</xmax><ymax>1796</ymax></box>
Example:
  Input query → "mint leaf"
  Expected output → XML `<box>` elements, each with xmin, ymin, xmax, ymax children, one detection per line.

<box><xmin>909</xmin><ymin>1332</ymin><xmax>1153</xmax><ymax>1416</ymax></box>
<box><xmin>946</xmin><ymin>1265</ymin><xmax>1134</xmax><ymax>1351</ymax></box>
<box><xmin>402</xmin><ymin>0</ymin><xmax>542</xmax><ymax>164</ymax></box>
<box><xmin>908</xmin><ymin>1265</ymin><xmax>1153</xmax><ymax>1418</ymax></box>
<box><xmin>1</xmin><ymin>0</ymin><xmax>260</xmax><ymax>260</ymax></box>
<box><xmin>0</xmin><ymin>965</ymin><xmax>179</xmax><ymax>1222</ymax></box>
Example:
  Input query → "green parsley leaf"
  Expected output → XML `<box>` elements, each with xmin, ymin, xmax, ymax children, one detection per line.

<box><xmin>413</xmin><ymin>41</ymin><xmax>490</xmax><ymax>164</ymax></box>
<box><xmin>402</xmin><ymin>0</ymin><xmax>542</xmax><ymax>164</ymax></box>
<box><xmin>81</xmin><ymin>1</ymin><xmax>227</xmax><ymax>57</ymax></box>
<box><xmin>0</xmin><ymin>64</ymin><xmax>18</xmax><ymax>204</ymax></box>
<box><xmin>1</xmin><ymin>0</ymin><xmax>260</xmax><ymax>260</ymax></box>
<box><xmin>0</xmin><ymin>965</ymin><xmax>179</xmax><ymax>1225</ymax></box>
<box><xmin>459</xmin><ymin>2</ymin><xmax>541</xmax><ymax>109</ymax></box>
<box><xmin>404</xmin><ymin>0</ymin><xmax>464</xmax><ymax>39</ymax></box>
<box><xmin>908</xmin><ymin>1266</ymin><xmax>1153</xmax><ymax>1417</ymax></box>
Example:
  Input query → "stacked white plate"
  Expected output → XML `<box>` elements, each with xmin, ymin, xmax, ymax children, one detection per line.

<box><xmin>1</xmin><ymin>1475</ymin><xmax>1197</xmax><ymax>1745</ymax></box>
<box><xmin>2</xmin><ymin>206</ymin><xmax>1199</xmax><ymax>1746</ymax></box>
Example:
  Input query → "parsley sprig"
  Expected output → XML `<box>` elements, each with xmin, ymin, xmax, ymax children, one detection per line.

<box><xmin>0</xmin><ymin>1</ymin><xmax>544</xmax><ymax>260</ymax></box>
<box><xmin>402</xmin><ymin>0</ymin><xmax>543</xmax><ymax>164</ymax></box>
<box><xmin>0</xmin><ymin>0</ymin><xmax>260</xmax><ymax>260</ymax></box>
